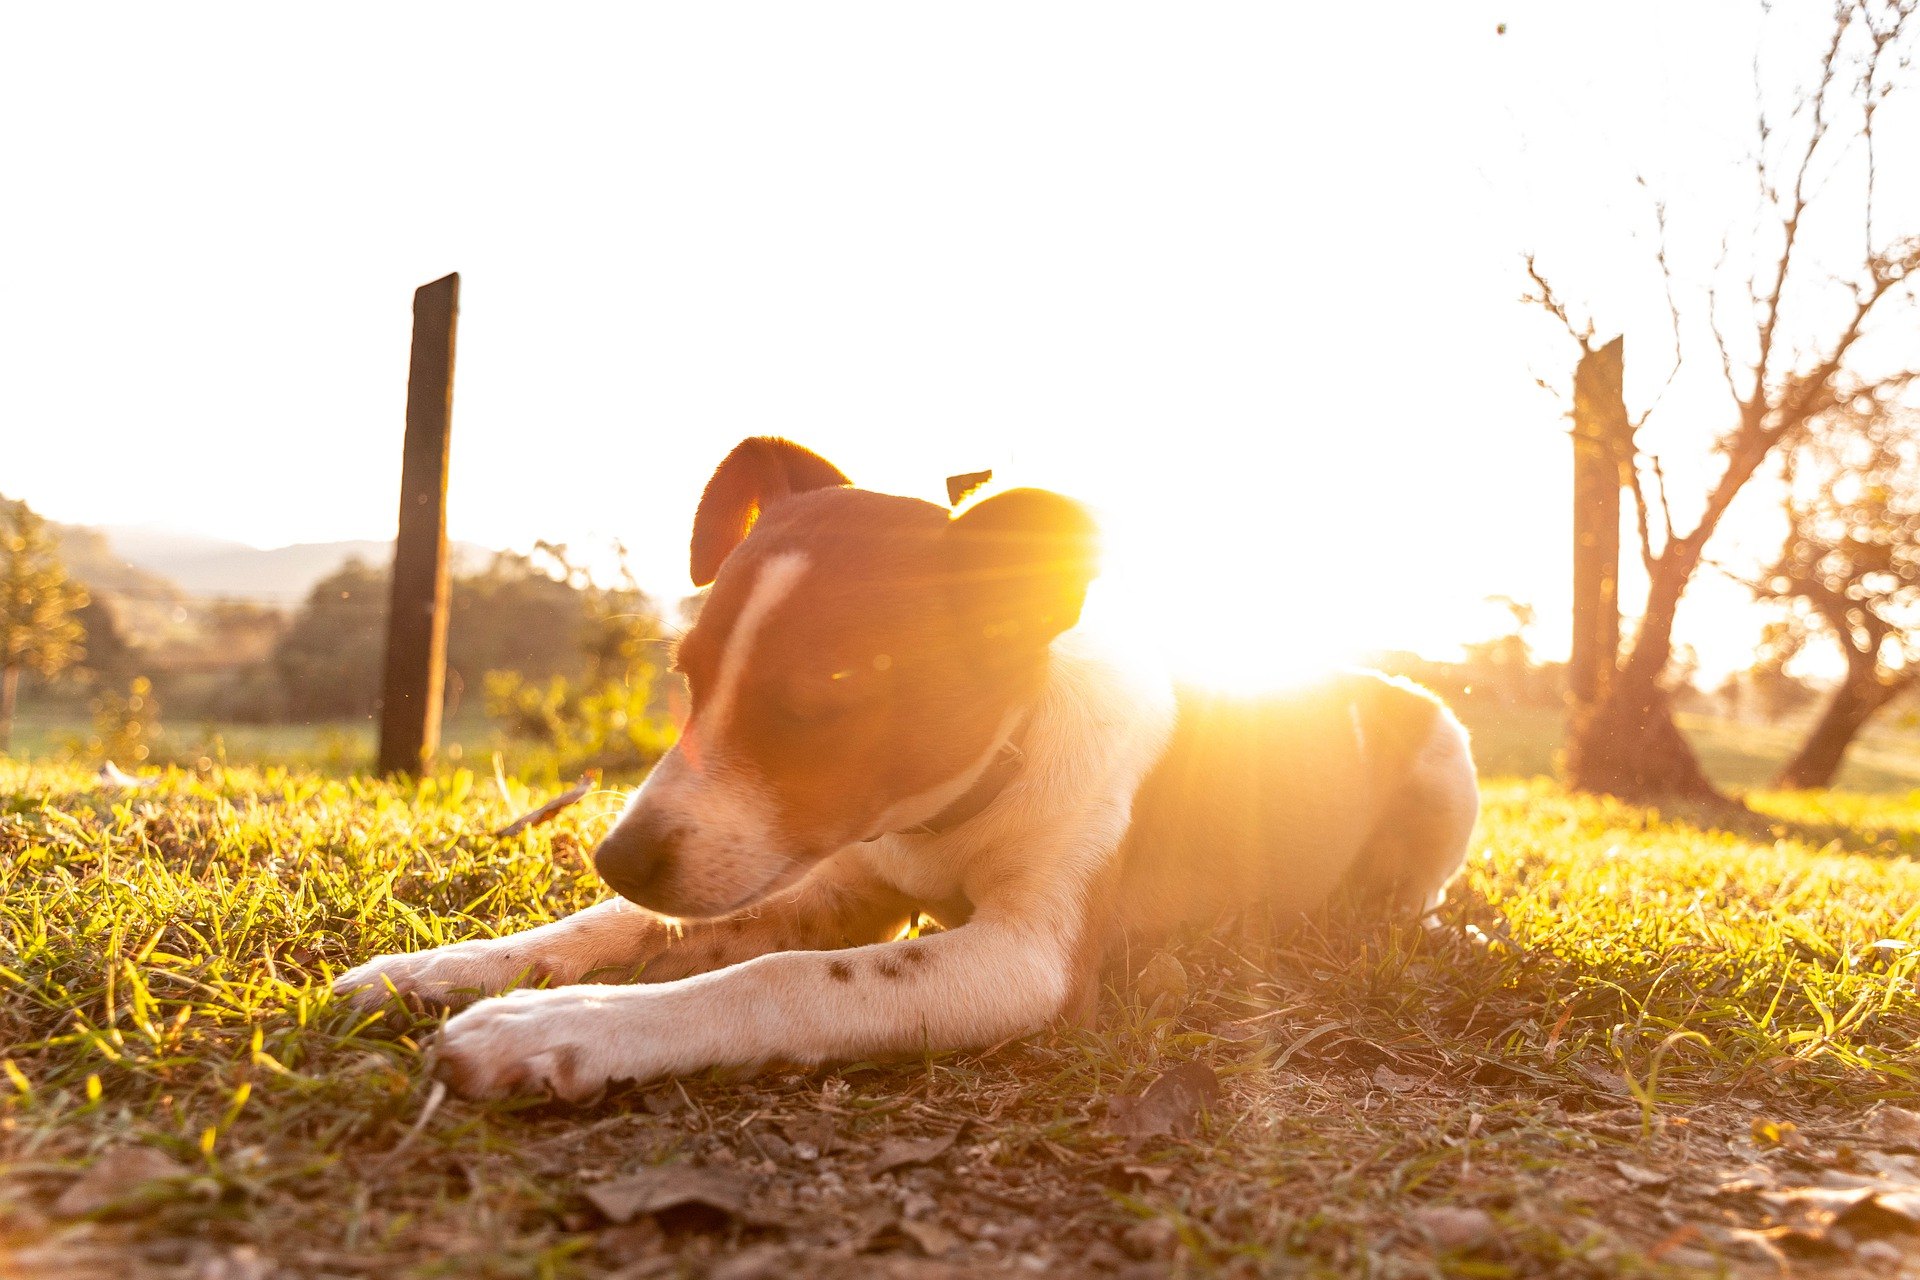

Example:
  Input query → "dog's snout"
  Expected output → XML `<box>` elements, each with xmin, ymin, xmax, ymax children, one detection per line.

<box><xmin>593</xmin><ymin>812</ymin><xmax>684</xmax><ymax>907</ymax></box>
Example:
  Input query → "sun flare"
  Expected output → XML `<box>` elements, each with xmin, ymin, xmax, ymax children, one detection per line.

<box><xmin>1080</xmin><ymin>551</ymin><xmax>1366</xmax><ymax>698</ymax></box>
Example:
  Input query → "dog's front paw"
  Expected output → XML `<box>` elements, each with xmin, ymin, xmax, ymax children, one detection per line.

<box><xmin>435</xmin><ymin>988</ymin><xmax>630</xmax><ymax>1102</ymax></box>
<box><xmin>332</xmin><ymin>941</ymin><xmax>538</xmax><ymax>1013</ymax></box>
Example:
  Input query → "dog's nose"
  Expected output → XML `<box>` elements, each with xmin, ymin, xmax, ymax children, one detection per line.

<box><xmin>592</xmin><ymin>811</ymin><xmax>684</xmax><ymax>907</ymax></box>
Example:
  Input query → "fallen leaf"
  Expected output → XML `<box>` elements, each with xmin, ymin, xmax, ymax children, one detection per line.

<box><xmin>1571</xmin><ymin>1061</ymin><xmax>1632</xmax><ymax>1097</ymax></box>
<box><xmin>1714</xmin><ymin>1226</ymin><xmax>1790</xmax><ymax>1267</ymax></box>
<box><xmin>1867</xmin><ymin>1106</ymin><xmax>1920</xmax><ymax>1152</ymax></box>
<box><xmin>1371</xmin><ymin>1065</ymin><xmax>1425</xmax><ymax>1093</ymax></box>
<box><xmin>53</xmin><ymin>1146</ymin><xmax>192</xmax><ymax>1218</ymax></box>
<box><xmin>1866</xmin><ymin>939</ymin><xmax>1909</xmax><ymax>966</ymax></box>
<box><xmin>583</xmin><ymin>1165</ymin><xmax>763</xmax><ymax>1229</ymax></box>
<box><xmin>1862</xmin><ymin>1150</ymin><xmax>1920</xmax><ymax>1180</ymax></box>
<box><xmin>1757</xmin><ymin>1182</ymin><xmax>1920</xmax><ymax>1244</ymax></box>
<box><xmin>1134</xmin><ymin>952</ymin><xmax>1188</xmax><ymax>1004</ymax></box>
<box><xmin>1614</xmin><ymin>1160</ymin><xmax>1671</xmax><ymax>1188</ymax></box>
<box><xmin>868</xmin><ymin>1128</ymin><xmax>961</xmax><ymax>1176</ymax></box>
<box><xmin>1105</xmin><ymin>1063</ymin><xmax>1222</xmax><ymax>1140</ymax></box>
<box><xmin>94</xmin><ymin>761</ymin><xmax>152</xmax><ymax>790</ymax></box>
<box><xmin>1411</xmin><ymin>1205</ymin><xmax>1494</xmax><ymax>1250</ymax></box>
<box><xmin>1121</xmin><ymin>1163</ymin><xmax>1175</xmax><ymax>1186</ymax></box>
<box><xmin>898</xmin><ymin>1219</ymin><xmax>962</xmax><ymax>1256</ymax></box>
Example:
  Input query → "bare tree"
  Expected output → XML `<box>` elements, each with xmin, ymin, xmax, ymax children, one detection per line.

<box><xmin>1755</xmin><ymin>407</ymin><xmax>1920</xmax><ymax>786</ymax></box>
<box><xmin>1529</xmin><ymin>0</ymin><xmax>1920</xmax><ymax>802</ymax></box>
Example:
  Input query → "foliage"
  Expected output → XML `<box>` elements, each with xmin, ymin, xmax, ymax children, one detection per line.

<box><xmin>482</xmin><ymin>670</ymin><xmax>676</xmax><ymax>776</ymax></box>
<box><xmin>271</xmin><ymin>550</ymin><xmax>667</xmax><ymax>721</ymax></box>
<box><xmin>69</xmin><ymin>595</ymin><xmax>138</xmax><ymax>689</ymax></box>
<box><xmin>0</xmin><ymin>502</ymin><xmax>88</xmax><ymax>681</ymax></box>
<box><xmin>1770</xmin><ymin>414</ymin><xmax>1920</xmax><ymax>684</ymax></box>
<box><xmin>3</xmin><ymin>755</ymin><xmax>1920</xmax><ymax>1274</ymax></box>
<box><xmin>1748</xmin><ymin>409</ymin><xmax>1920</xmax><ymax>784</ymax></box>
<box><xmin>1718</xmin><ymin>618</ymin><xmax>1823</xmax><ymax>724</ymax></box>
<box><xmin>0</xmin><ymin>501</ymin><xmax>89</xmax><ymax>752</ymax></box>
<box><xmin>270</xmin><ymin>557</ymin><xmax>388</xmax><ymax>719</ymax></box>
<box><xmin>71</xmin><ymin>676</ymin><xmax>162</xmax><ymax>765</ymax></box>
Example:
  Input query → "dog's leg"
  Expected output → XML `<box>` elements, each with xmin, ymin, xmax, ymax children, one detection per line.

<box><xmin>332</xmin><ymin>897</ymin><xmax>671</xmax><ymax>1012</ymax></box>
<box><xmin>332</xmin><ymin>854</ymin><xmax>914</xmax><ymax>1012</ymax></box>
<box><xmin>433</xmin><ymin>845</ymin><xmax>1096</xmax><ymax>1100</ymax></box>
<box><xmin>1349</xmin><ymin>710</ymin><xmax>1480</xmax><ymax>919</ymax></box>
<box><xmin>634</xmin><ymin>858</ymin><xmax>919</xmax><ymax>983</ymax></box>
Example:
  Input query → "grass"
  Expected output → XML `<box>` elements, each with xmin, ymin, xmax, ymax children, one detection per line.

<box><xmin>6</xmin><ymin>706</ymin><xmax>612</xmax><ymax>787</ymax></box>
<box><xmin>3</xmin><ymin>728</ymin><xmax>1920</xmax><ymax>1277</ymax></box>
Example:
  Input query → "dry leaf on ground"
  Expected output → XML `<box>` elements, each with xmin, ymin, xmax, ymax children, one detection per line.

<box><xmin>896</xmin><ymin>1218</ymin><xmax>962</xmax><ymax>1257</ymax></box>
<box><xmin>1105</xmin><ymin>1062</ymin><xmax>1222</xmax><ymax>1140</ymax></box>
<box><xmin>583</xmin><ymin>1164</ymin><xmax>767</xmax><ymax>1228</ymax></box>
<box><xmin>1370</xmin><ymin>1065</ymin><xmax>1425</xmax><ymax>1093</ymax></box>
<box><xmin>868</xmin><ymin>1128</ymin><xmax>962</xmax><ymax>1176</ymax></box>
<box><xmin>1613</xmin><ymin>1161</ymin><xmax>1671</xmax><ymax>1188</ymax></box>
<box><xmin>1867</xmin><ymin>1106</ymin><xmax>1920</xmax><ymax>1151</ymax></box>
<box><xmin>53</xmin><ymin>1146</ymin><xmax>191</xmax><ymax>1218</ymax></box>
<box><xmin>1134</xmin><ymin>952</ymin><xmax>1188</xmax><ymax>1004</ymax></box>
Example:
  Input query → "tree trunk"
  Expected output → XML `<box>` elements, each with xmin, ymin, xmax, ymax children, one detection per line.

<box><xmin>1773</xmin><ymin>675</ymin><xmax>1900</xmax><ymax>789</ymax></box>
<box><xmin>1565</xmin><ymin>677</ymin><xmax>1723</xmax><ymax>802</ymax></box>
<box><xmin>0</xmin><ymin>664</ymin><xmax>17</xmax><ymax>754</ymax></box>
<box><xmin>1565</xmin><ymin>549</ymin><xmax>1726</xmax><ymax>803</ymax></box>
<box><xmin>1570</xmin><ymin>338</ymin><xmax>1627</xmax><ymax>708</ymax></box>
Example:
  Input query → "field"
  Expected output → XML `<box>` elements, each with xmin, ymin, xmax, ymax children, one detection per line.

<box><xmin>5</xmin><ymin>717</ymin><xmax>1920</xmax><ymax>1278</ymax></box>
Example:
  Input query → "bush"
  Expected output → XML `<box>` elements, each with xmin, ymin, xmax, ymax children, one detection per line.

<box><xmin>483</xmin><ymin>669</ymin><xmax>675</xmax><ymax>777</ymax></box>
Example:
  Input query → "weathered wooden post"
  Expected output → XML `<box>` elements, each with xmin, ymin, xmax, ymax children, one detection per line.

<box><xmin>377</xmin><ymin>272</ymin><xmax>459</xmax><ymax>776</ymax></box>
<box><xmin>1568</xmin><ymin>335</ymin><xmax>1627</xmax><ymax>711</ymax></box>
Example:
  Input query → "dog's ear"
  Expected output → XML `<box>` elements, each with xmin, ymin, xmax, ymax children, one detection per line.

<box><xmin>690</xmin><ymin>438</ymin><xmax>851</xmax><ymax>586</ymax></box>
<box><xmin>946</xmin><ymin>488</ymin><xmax>1099</xmax><ymax>653</ymax></box>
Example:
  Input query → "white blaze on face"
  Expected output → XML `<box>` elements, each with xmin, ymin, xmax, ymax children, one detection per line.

<box><xmin>695</xmin><ymin>552</ymin><xmax>810</xmax><ymax>758</ymax></box>
<box><xmin>616</xmin><ymin>553</ymin><xmax>812</xmax><ymax>909</ymax></box>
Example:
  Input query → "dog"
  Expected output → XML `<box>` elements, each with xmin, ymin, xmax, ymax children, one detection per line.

<box><xmin>334</xmin><ymin>437</ymin><xmax>1479</xmax><ymax>1100</ymax></box>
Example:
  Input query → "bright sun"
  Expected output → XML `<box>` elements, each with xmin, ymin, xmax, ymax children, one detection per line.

<box><xmin>1079</xmin><ymin>519</ymin><xmax>1370</xmax><ymax>696</ymax></box>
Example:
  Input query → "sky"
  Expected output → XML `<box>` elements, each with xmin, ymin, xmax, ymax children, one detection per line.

<box><xmin>5</xmin><ymin>3</ymin><xmax>1917</xmax><ymax>683</ymax></box>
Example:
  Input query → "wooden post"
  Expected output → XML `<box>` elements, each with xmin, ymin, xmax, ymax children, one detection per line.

<box><xmin>1569</xmin><ymin>336</ymin><xmax>1627</xmax><ymax>710</ymax></box>
<box><xmin>377</xmin><ymin>273</ymin><xmax>459</xmax><ymax>776</ymax></box>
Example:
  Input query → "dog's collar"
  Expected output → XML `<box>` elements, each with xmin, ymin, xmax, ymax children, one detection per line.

<box><xmin>883</xmin><ymin>712</ymin><xmax>1032</xmax><ymax>839</ymax></box>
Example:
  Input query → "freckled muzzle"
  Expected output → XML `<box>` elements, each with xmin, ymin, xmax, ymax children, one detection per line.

<box><xmin>590</xmin><ymin>808</ymin><xmax>689</xmax><ymax>912</ymax></box>
<box><xmin>591</xmin><ymin>801</ymin><xmax>805</xmax><ymax>919</ymax></box>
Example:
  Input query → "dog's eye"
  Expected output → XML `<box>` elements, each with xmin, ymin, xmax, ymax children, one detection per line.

<box><xmin>771</xmin><ymin>667</ymin><xmax>875</xmax><ymax>726</ymax></box>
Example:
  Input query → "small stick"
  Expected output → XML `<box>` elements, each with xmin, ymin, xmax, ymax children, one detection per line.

<box><xmin>494</xmin><ymin>771</ymin><xmax>600</xmax><ymax>838</ymax></box>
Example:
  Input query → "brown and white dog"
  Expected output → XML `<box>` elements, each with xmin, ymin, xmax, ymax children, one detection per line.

<box><xmin>334</xmin><ymin>438</ymin><xmax>1480</xmax><ymax>1100</ymax></box>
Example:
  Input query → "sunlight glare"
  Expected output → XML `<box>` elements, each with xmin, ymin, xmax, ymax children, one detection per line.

<box><xmin>1081</xmin><ymin>514</ymin><xmax>1368</xmax><ymax>696</ymax></box>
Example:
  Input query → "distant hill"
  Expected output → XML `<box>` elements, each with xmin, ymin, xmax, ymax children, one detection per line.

<box><xmin>101</xmin><ymin>526</ymin><xmax>494</xmax><ymax>606</ymax></box>
<box><xmin>46</xmin><ymin>520</ymin><xmax>188</xmax><ymax>605</ymax></box>
<box><xmin>6</xmin><ymin>494</ymin><xmax>500</xmax><ymax>654</ymax></box>
<box><xmin>0</xmin><ymin>496</ymin><xmax>192</xmax><ymax>646</ymax></box>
